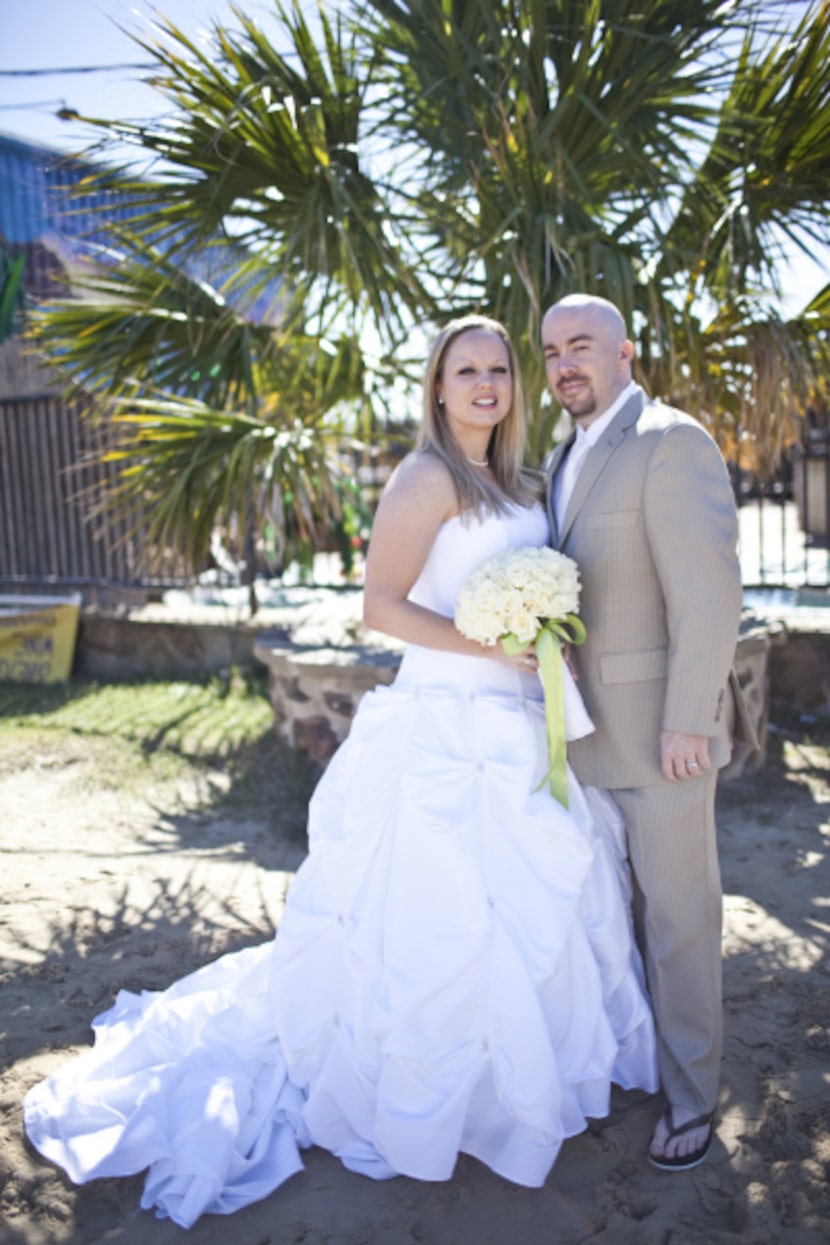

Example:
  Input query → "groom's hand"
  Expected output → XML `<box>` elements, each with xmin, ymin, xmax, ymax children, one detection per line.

<box><xmin>660</xmin><ymin>730</ymin><xmax>711</xmax><ymax>782</ymax></box>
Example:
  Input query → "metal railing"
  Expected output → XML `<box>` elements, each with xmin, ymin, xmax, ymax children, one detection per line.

<box><xmin>0</xmin><ymin>393</ymin><xmax>189</xmax><ymax>599</ymax></box>
<box><xmin>2</xmin><ymin>393</ymin><xmax>829</xmax><ymax>600</ymax></box>
<box><xmin>736</xmin><ymin>440</ymin><xmax>830</xmax><ymax>592</ymax></box>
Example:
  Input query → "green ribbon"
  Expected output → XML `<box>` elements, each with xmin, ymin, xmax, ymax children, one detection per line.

<box><xmin>502</xmin><ymin>614</ymin><xmax>586</xmax><ymax>809</ymax></box>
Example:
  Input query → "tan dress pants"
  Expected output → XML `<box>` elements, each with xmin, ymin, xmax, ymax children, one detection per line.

<box><xmin>612</xmin><ymin>769</ymin><xmax>722</xmax><ymax>1115</ymax></box>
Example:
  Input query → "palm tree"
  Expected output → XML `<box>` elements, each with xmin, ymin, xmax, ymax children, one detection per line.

<box><xmin>640</xmin><ymin>0</ymin><xmax>830</xmax><ymax>471</ymax></box>
<box><xmin>32</xmin><ymin>0</ymin><xmax>830</xmax><ymax>587</ymax></box>
<box><xmin>356</xmin><ymin>0</ymin><xmax>830</xmax><ymax>457</ymax></box>
<box><xmin>32</xmin><ymin>4</ymin><xmax>396</xmax><ymax>606</ymax></box>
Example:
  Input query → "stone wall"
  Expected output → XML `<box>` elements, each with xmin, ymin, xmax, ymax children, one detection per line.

<box><xmin>719</xmin><ymin>615</ymin><xmax>775</xmax><ymax>781</ymax></box>
<box><xmin>63</xmin><ymin>592</ymin><xmax>827</xmax><ymax>781</ymax></box>
<box><xmin>73</xmin><ymin>589</ymin><xmax>363</xmax><ymax>681</ymax></box>
<box><xmin>254</xmin><ymin>606</ymin><xmax>783</xmax><ymax>780</ymax></box>
<box><xmin>768</xmin><ymin>625</ymin><xmax>830</xmax><ymax>715</ymax></box>
<box><xmin>253</xmin><ymin>588</ymin><xmax>402</xmax><ymax>766</ymax></box>
<box><xmin>254</xmin><ymin>638</ymin><xmax>401</xmax><ymax>766</ymax></box>
<box><xmin>76</xmin><ymin>607</ymin><xmax>286</xmax><ymax>679</ymax></box>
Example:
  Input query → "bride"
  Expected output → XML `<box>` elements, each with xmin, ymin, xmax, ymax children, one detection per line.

<box><xmin>24</xmin><ymin>315</ymin><xmax>658</xmax><ymax>1228</ymax></box>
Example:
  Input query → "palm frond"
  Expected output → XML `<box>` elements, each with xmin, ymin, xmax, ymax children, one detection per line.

<box><xmin>663</xmin><ymin>2</ymin><xmax>830</xmax><ymax>300</ymax></box>
<box><xmin>66</xmin><ymin>1</ymin><xmax>429</xmax><ymax>328</ymax></box>
<box><xmin>27</xmin><ymin>236</ymin><xmax>278</xmax><ymax>408</ymax></box>
<box><xmin>92</xmin><ymin>331</ymin><xmax>366</xmax><ymax>572</ymax></box>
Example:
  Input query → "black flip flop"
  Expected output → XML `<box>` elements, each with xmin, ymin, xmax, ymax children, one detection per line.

<box><xmin>647</xmin><ymin>1107</ymin><xmax>713</xmax><ymax>1171</ymax></box>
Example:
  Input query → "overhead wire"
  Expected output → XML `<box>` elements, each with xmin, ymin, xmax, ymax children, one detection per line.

<box><xmin>0</xmin><ymin>64</ymin><xmax>156</xmax><ymax>123</ymax></box>
<box><xmin>0</xmin><ymin>65</ymin><xmax>155</xmax><ymax>77</ymax></box>
<box><xmin>0</xmin><ymin>100</ymin><xmax>67</xmax><ymax>110</ymax></box>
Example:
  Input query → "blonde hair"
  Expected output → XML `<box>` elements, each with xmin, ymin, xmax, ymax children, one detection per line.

<box><xmin>417</xmin><ymin>315</ymin><xmax>538</xmax><ymax>515</ymax></box>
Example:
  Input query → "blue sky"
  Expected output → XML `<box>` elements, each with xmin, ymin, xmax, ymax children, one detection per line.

<box><xmin>0</xmin><ymin>0</ymin><xmax>282</xmax><ymax>148</ymax></box>
<box><xmin>1</xmin><ymin>0</ymin><xmax>826</xmax><ymax>314</ymax></box>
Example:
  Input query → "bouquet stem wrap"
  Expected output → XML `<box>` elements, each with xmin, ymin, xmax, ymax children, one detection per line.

<box><xmin>453</xmin><ymin>545</ymin><xmax>586</xmax><ymax>811</ymax></box>
<box><xmin>503</xmin><ymin>615</ymin><xmax>586</xmax><ymax>809</ymax></box>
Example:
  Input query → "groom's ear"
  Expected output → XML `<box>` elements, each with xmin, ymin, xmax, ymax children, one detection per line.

<box><xmin>620</xmin><ymin>339</ymin><xmax>635</xmax><ymax>364</ymax></box>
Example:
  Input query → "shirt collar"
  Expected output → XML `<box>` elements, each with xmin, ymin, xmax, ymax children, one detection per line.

<box><xmin>576</xmin><ymin>380</ymin><xmax>640</xmax><ymax>448</ymax></box>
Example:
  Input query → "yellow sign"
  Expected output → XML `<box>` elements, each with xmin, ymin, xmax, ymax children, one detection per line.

<box><xmin>0</xmin><ymin>594</ymin><xmax>81</xmax><ymax>683</ymax></box>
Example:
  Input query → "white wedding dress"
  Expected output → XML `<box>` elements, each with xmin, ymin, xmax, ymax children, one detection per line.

<box><xmin>24</xmin><ymin>502</ymin><xmax>658</xmax><ymax>1229</ymax></box>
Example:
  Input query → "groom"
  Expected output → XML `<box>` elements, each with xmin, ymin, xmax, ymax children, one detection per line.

<box><xmin>541</xmin><ymin>293</ymin><xmax>748</xmax><ymax>1170</ymax></box>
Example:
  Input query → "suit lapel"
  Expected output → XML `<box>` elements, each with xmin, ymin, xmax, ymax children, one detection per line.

<box><xmin>545</xmin><ymin>431</ymin><xmax>575</xmax><ymax>545</ymax></box>
<box><xmin>558</xmin><ymin>390</ymin><xmax>645</xmax><ymax>544</ymax></box>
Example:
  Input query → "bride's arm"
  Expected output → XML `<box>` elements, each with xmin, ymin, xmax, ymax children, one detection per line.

<box><xmin>362</xmin><ymin>455</ymin><xmax>524</xmax><ymax>668</ymax></box>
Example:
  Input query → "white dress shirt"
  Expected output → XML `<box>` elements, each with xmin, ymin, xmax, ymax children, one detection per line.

<box><xmin>554</xmin><ymin>382</ymin><xmax>639</xmax><ymax>531</ymax></box>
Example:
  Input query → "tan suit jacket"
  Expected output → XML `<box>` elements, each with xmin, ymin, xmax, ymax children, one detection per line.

<box><xmin>545</xmin><ymin>388</ymin><xmax>746</xmax><ymax>789</ymax></box>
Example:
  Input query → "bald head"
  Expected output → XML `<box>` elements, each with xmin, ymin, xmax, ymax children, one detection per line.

<box><xmin>541</xmin><ymin>294</ymin><xmax>634</xmax><ymax>427</ymax></box>
<box><xmin>542</xmin><ymin>294</ymin><xmax>629</xmax><ymax>343</ymax></box>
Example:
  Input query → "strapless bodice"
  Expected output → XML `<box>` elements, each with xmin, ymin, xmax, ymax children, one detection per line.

<box><xmin>398</xmin><ymin>503</ymin><xmax>549</xmax><ymax>697</ymax></box>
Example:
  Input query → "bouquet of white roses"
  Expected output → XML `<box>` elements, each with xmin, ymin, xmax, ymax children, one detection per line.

<box><xmin>454</xmin><ymin>545</ymin><xmax>586</xmax><ymax>808</ymax></box>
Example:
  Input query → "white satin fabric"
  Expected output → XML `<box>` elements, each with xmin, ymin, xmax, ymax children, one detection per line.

<box><xmin>24</xmin><ymin>502</ymin><xmax>658</xmax><ymax>1228</ymax></box>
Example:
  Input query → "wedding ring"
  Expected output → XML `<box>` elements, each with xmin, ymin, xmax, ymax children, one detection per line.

<box><xmin>687</xmin><ymin>760</ymin><xmax>700</xmax><ymax>771</ymax></box>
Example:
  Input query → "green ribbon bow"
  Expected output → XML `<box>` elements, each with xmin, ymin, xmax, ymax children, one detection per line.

<box><xmin>502</xmin><ymin>614</ymin><xmax>587</xmax><ymax>808</ymax></box>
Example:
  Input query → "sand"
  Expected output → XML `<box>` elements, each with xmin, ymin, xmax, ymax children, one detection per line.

<box><xmin>1</xmin><ymin>717</ymin><xmax>828</xmax><ymax>1245</ymax></box>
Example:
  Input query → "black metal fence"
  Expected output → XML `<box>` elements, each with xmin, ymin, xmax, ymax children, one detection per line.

<box><xmin>736</xmin><ymin>425</ymin><xmax>830</xmax><ymax>592</ymax></box>
<box><xmin>1</xmin><ymin>393</ymin><xmax>828</xmax><ymax>600</ymax></box>
<box><xmin>0</xmin><ymin>393</ymin><xmax>188</xmax><ymax>600</ymax></box>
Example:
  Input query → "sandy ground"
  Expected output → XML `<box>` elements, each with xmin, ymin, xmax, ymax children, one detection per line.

<box><xmin>1</xmin><ymin>715</ymin><xmax>829</xmax><ymax>1245</ymax></box>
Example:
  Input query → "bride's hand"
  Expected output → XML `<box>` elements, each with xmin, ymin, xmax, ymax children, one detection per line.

<box><xmin>495</xmin><ymin>642</ymin><xmax>539</xmax><ymax>676</ymax></box>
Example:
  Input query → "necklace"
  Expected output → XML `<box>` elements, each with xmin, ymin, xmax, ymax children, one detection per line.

<box><xmin>466</xmin><ymin>456</ymin><xmax>489</xmax><ymax>467</ymax></box>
